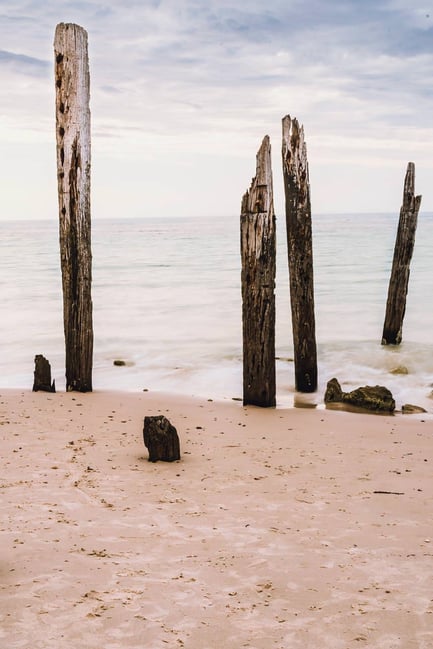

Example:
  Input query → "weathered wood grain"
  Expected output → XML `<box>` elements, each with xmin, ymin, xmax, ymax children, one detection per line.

<box><xmin>54</xmin><ymin>23</ymin><xmax>93</xmax><ymax>391</ymax></box>
<box><xmin>382</xmin><ymin>162</ymin><xmax>421</xmax><ymax>345</ymax></box>
<box><xmin>241</xmin><ymin>136</ymin><xmax>276</xmax><ymax>407</ymax></box>
<box><xmin>282</xmin><ymin>115</ymin><xmax>317</xmax><ymax>393</ymax></box>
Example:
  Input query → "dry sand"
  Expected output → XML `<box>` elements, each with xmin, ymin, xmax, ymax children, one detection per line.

<box><xmin>1</xmin><ymin>389</ymin><xmax>432</xmax><ymax>648</ymax></box>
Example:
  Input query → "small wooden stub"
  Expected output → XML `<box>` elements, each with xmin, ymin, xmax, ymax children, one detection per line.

<box><xmin>32</xmin><ymin>355</ymin><xmax>56</xmax><ymax>393</ymax></box>
<box><xmin>143</xmin><ymin>416</ymin><xmax>181</xmax><ymax>462</ymax></box>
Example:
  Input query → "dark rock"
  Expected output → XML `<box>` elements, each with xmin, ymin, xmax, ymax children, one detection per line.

<box><xmin>324</xmin><ymin>377</ymin><xmax>343</xmax><ymax>403</ymax></box>
<box><xmin>32</xmin><ymin>355</ymin><xmax>56</xmax><ymax>393</ymax></box>
<box><xmin>345</xmin><ymin>385</ymin><xmax>395</xmax><ymax>412</ymax></box>
<box><xmin>143</xmin><ymin>416</ymin><xmax>180</xmax><ymax>462</ymax></box>
<box><xmin>402</xmin><ymin>403</ymin><xmax>427</xmax><ymax>414</ymax></box>
<box><xmin>113</xmin><ymin>359</ymin><xmax>126</xmax><ymax>366</ymax></box>
<box><xmin>324</xmin><ymin>378</ymin><xmax>395</xmax><ymax>413</ymax></box>
<box><xmin>390</xmin><ymin>365</ymin><xmax>409</xmax><ymax>375</ymax></box>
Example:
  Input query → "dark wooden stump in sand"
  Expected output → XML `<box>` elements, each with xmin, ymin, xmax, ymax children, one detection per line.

<box><xmin>32</xmin><ymin>355</ymin><xmax>56</xmax><ymax>393</ymax></box>
<box><xmin>143</xmin><ymin>416</ymin><xmax>181</xmax><ymax>462</ymax></box>
<box><xmin>324</xmin><ymin>378</ymin><xmax>395</xmax><ymax>413</ymax></box>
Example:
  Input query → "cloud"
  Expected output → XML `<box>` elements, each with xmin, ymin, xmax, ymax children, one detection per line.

<box><xmin>0</xmin><ymin>49</ymin><xmax>50</xmax><ymax>76</ymax></box>
<box><xmin>1</xmin><ymin>0</ymin><xmax>433</xmax><ymax>216</ymax></box>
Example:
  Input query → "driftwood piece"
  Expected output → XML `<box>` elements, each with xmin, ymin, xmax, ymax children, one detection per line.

<box><xmin>32</xmin><ymin>355</ymin><xmax>56</xmax><ymax>393</ymax></box>
<box><xmin>282</xmin><ymin>115</ymin><xmax>317</xmax><ymax>393</ymax></box>
<box><xmin>54</xmin><ymin>23</ymin><xmax>93</xmax><ymax>392</ymax></box>
<box><xmin>240</xmin><ymin>135</ymin><xmax>276</xmax><ymax>407</ymax></box>
<box><xmin>382</xmin><ymin>162</ymin><xmax>421</xmax><ymax>345</ymax></box>
<box><xmin>143</xmin><ymin>416</ymin><xmax>181</xmax><ymax>462</ymax></box>
<box><xmin>324</xmin><ymin>377</ymin><xmax>395</xmax><ymax>413</ymax></box>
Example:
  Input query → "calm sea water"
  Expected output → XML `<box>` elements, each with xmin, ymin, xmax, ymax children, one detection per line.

<box><xmin>1</xmin><ymin>213</ymin><xmax>432</xmax><ymax>411</ymax></box>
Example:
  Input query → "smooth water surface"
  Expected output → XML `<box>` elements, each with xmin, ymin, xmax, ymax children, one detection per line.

<box><xmin>1</xmin><ymin>213</ymin><xmax>432</xmax><ymax>410</ymax></box>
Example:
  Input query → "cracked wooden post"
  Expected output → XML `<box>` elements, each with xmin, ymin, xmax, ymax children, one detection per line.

<box><xmin>382</xmin><ymin>162</ymin><xmax>421</xmax><ymax>345</ymax></box>
<box><xmin>282</xmin><ymin>115</ymin><xmax>317</xmax><ymax>393</ymax></box>
<box><xmin>240</xmin><ymin>135</ymin><xmax>276</xmax><ymax>407</ymax></box>
<box><xmin>54</xmin><ymin>23</ymin><xmax>93</xmax><ymax>392</ymax></box>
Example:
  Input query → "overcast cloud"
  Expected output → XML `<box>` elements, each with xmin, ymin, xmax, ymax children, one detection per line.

<box><xmin>1</xmin><ymin>0</ymin><xmax>432</xmax><ymax>219</ymax></box>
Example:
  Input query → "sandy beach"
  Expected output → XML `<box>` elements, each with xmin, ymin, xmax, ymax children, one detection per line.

<box><xmin>1</xmin><ymin>388</ymin><xmax>432</xmax><ymax>648</ymax></box>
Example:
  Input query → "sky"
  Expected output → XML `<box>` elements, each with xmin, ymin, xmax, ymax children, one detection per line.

<box><xmin>1</xmin><ymin>0</ymin><xmax>433</xmax><ymax>220</ymax></box>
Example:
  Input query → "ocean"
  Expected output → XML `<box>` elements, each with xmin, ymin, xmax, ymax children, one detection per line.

<box><xmin>1</xmin><ymin>213</ymin><xmax>432</xmax><ymax>411</ymax></box>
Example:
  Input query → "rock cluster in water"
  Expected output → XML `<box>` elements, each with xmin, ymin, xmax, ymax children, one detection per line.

<box><xmin>324</xmin><ymin>377</ymin><xmax>395</xmax><ymax>413</ymax></box>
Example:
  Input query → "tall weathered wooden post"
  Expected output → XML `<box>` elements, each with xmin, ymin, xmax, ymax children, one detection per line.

<box><xmin>54</xmin><ymin>23</ymin><xmax>93</xmax><ymax>392</ymax></box>
<box><xmin>282</xmin><ymin>115</ymin><xmax>317</xmax><ymax>393</ymax></box>
<box><xmin>382</xmin><ymin>162</ymin><xmax>421</xmax><ymax>346</ymax></box>
<box><xmin>241</xmin><ymin>135</ymin><xmax>276</xmax><ymax>407</ymax></box>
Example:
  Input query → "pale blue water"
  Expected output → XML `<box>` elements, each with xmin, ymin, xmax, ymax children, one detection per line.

<box><xmin>1</xmin><ymin>213</ymin><xmax>432</xmax><ymax>411</ymax></box>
